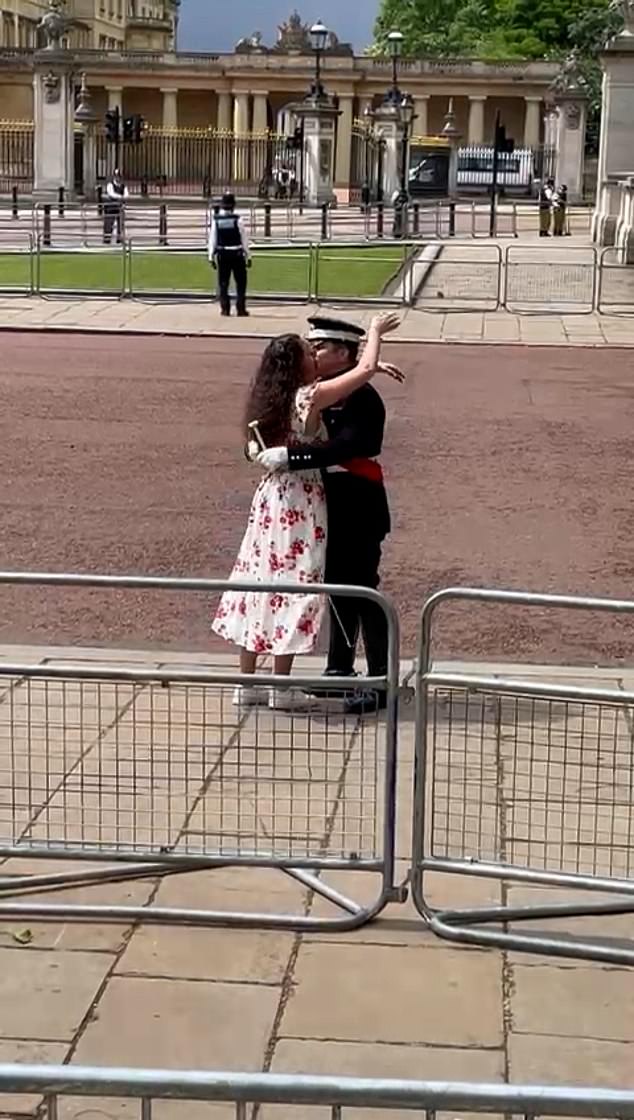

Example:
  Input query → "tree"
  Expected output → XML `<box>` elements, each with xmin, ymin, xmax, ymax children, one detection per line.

<box><xmin>373</xmin><ymin>0</ymin><xmax>624</xmax><ymax>148</ymax></box>
<box><xmin>373</xmin><ymin>0</ymin><xmax>622</xmax><ymax>60</ymax></box>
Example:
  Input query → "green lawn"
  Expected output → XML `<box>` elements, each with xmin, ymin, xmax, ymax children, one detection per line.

<box><xmin>0</xmin><ymin>246</ymin><xmax>408</xmax><ymax>298</ymax></box>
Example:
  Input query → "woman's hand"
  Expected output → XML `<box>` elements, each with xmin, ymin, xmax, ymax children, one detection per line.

<box><xmin>370</xmin><ymin>312</ymin><xmax>401</xmax><ymax>337</ymax></box>
<box><xmin>378</xmin><ymin>361</ymin><xmax>405</xmax><ymax>384</ymax></box>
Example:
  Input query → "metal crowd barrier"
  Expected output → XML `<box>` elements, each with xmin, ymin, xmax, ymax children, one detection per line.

<box><xmin>0</xmin><ymin>570</ymin><xmax>401</xmax><ymax>932</ymax></box>
<box><xmin>412</xmin><ymin>586</ymin><xmax>634</xmax><ymax>967</ymax></box>
<box><xmin>2</xmin><ymin>1066</ymin><xmax>634</xmax><ymax>1120</ymax></box>
<box><xmin>596</xmin><ymin>244</ymin><xmax>634</xmax><ymax>314</ymax></box>
<box><xmin>504</xmin><ymin>244</ymin><xmax>598</xmax><ymax>314</ymax></box>
<box><xmin>414</xmin><ymin>243</ymin><xmax>502</xmax><ymax>311</ymax></box>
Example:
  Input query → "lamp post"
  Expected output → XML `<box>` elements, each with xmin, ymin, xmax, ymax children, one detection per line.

<box><xmin>386</xmin><ymin>29</ymin><xmax>403</xmax><ymax>105</ymax></box>
<box><xmin>309</xmin><ymin>19</ymin><xmax>328</xmax><ymax>101</ymax></box>
<box><xmin>393</xmin><ymin>92</ymin><xmax>414</xmax><ymax>236</ymax></box>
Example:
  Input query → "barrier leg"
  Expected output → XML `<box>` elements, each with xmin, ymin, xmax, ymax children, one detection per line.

<box><xmin>159</xmin><ymin>203</ymin><xmax>168</xmax><ymax>247</ymax></box>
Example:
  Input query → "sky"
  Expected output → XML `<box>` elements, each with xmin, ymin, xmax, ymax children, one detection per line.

<box><xmin>178</xmin><ymin>0</ymin><xmax>380</xmax><ymax>54</ymax></box>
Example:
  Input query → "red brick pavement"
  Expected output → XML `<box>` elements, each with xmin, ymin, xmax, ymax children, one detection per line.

<box><xmin>1</xmin><ymin>331</ymin><xmax>634</xmax><ymax>663</ymax></box>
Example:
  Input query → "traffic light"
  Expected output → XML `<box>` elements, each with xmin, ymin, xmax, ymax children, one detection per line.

<box><xmin>495</xmin><ymin>121</ymin><xmax>515</xmax><ymax>154</ymax></box>
<box><xmin>104</xmin><ymin>107</ymin><xmax>120</xmax><ymax>144</ymax></box>
<box><xmin>123</xmin><ymin>114</ymin><xmax>144</xmax><ymax>144</ymax></box>
<box><xmin>292</xmin><ymin>125</ymin><xmax>303</xmax><ymax>150</ymax></box>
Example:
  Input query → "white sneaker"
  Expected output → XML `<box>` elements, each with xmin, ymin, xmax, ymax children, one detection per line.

<box><xmin>232</xmin><ymin>685</ymin><xmax>265</xmax><ymax>708</ymax></box>
<box><xmin>268</xmin><ymin>687</ymin><xmax>315</xmax><ymax>712</ymax></box>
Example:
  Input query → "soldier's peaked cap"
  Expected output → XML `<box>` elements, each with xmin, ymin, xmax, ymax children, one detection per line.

<box><xmin>307</xmin><ymin>316</ymin><xmax>365</xmax><ymax>345</ymax></box>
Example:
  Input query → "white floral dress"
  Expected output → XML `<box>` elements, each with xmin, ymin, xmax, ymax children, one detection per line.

<box><xmin>212</xmin><ymin>384</ymin><xmax>327</xmax><ymax>655</ymax></box>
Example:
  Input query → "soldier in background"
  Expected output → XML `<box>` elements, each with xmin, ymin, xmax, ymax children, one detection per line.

<box><xmin>539</xmin><ymin>177</ymin><xmax>555</xmax><ymax>237</ymax></box>
<box><xmin>552</xmin><ymin>183</ymin><xmax>568</xmax><ymax>237</ymax></box>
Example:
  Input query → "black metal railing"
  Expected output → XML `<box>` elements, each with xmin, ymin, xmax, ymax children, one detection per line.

<box><xmin>95</xmin><ymin>128</ymin><xmax>303</xmax><ymax>198</ymax></box>
<box><xmin>0</xmin><ymin>122</ymin><xmax>33</xmax><ymax>192</ymax></box>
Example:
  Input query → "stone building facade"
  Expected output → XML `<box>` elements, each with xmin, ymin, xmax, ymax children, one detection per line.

<box><xmin>0</xmin><ymin>9</ymin><xmax>563</xmax><ymax>198</ymax></box>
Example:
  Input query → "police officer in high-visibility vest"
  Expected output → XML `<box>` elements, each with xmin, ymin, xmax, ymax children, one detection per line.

<box><xmin>209</xmin><ymin>193</ymin><xmax>251</xmax><ymax>317</ymax></box>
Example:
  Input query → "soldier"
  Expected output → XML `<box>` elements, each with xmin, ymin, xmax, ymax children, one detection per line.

<box><xmin>209</xmin><ymin>192</ymin><xmax>251</xmax><ymax>317</ymax></box>
<box><xmin>539</xmin><ymin>177</ymin><xmax>555</xmax><ymax>237</ymax></box>
<box><xmin>255</xmin><ymin>316</ymin><xmax>401</xmax><ymax>715</ymax></box>
<box><xmin>103</xmin><ymin>168</ymin><xmax>128</xmax><ymax>245</ymax></box>
<box><xmin>552</xmin><ymin>183</ymin><xmax>568</xmax><ymax>237</ymax></box>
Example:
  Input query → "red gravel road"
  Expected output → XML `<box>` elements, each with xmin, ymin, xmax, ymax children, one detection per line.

<box><xmin>2</xmin><ymin>330</ymin><xmax>634</xmax><ymax>665</ymax></box>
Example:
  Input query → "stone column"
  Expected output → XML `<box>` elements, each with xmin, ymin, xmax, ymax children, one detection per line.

<box><xmin>160</xmin><ymin>87</ymin><xmax>178</xmax><ymax>188</ymax></box>
<box><xmin>233</xmin><ymin>90</ymin><xmax>250</xmax><ymax>135</ymax></box>
<box><xmin>160</xmin><ymin>86</ymin><xmax>178</xmax><ymax>129</ymax></box>
<box><xmin>373</xmin><ymin>104</ymin><xmax>400</xmax><ymax>201</ymax></box>
<box><xmin>293</xmin><ymin>100</ymin><xmax>341</xmax><ymax>206</ymax></box>
<box><xmin>106</xmin><ymin>85</ymin><xmax>123</xmax><ymax>113</ymax></box>
<box><xmin>413</xmin><ymin>95</ymin><xmax>429</xmax><ymax>137</ymax></box>
<box><xmin>593</xmin><ymin>24</ymin><xmax>634</xmax><ymax>244</ymax></box>
<box><xmin>252</xmin><ymin>91</ymin><xmax>269</xmax><ymax>188</ymax></box>
<box><xmin>33</xmin><ymin>61</ymin><xmax>75</xmax><ymax>199</ymax></box>
<box><xmin>252</xmin><ymin>91</ymin><xmax>269</xmax><ymax>133</ymax></box>
<box><xmin>555</xmin><ymin>96</ymin><xmax>587</xmax><ymax>203</ymax></box>
<box><xmin>217</xmin><ymin>91</ymin><xmax>232</xmax><ymax>131</ymax></box>
<box><xmin>233</xmin><ymin>90</ymin><xmax>250</xmax><ymax>182</ymax></box>
<box><xmin>523</xmin><ymin>96</ymin><xmax>542</xmax><ymax>147</ymax></box>
<box><xmin>335</xmin><ymin>93</ymin><xmax>354</xmax><ymax>201</ymax></box>
<box><xmin>467</xmin><ymin>95</ymin><xmax>486</xmax><ymax>144</ymax></box>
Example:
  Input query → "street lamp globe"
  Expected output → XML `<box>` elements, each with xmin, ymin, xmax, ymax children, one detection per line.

<box><xmin>387</xmin><ymin>29</ymin><xmax>404</xmax><ymax>57</ymax></box>
<box><xmin>310</xmin><ymin>19</ymin><xmax>328</xmax><ymax>52</ymax></box>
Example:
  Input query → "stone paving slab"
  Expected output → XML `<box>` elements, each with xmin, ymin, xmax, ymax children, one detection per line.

<box><xmin>2</xmin><ymin>294</ymin><xmax>634</xmax><ymax>346</ymax></box>
<box><xmin>1</xmin><ymin>643</ymin><xmax>634</xmax><ymax>1106</ymax></box>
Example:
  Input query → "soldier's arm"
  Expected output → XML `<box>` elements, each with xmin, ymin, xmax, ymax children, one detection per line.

<box><xmin>287</xmin><ymin>393</ymin><xmax>385</xmax><ymax>471</ymax></box>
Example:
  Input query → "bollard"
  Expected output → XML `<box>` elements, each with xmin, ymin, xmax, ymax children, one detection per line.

<box><xmin>449</xmin><ymin>201</ymin><xmax>456</xmax><ymax>238</ymax></box>
<box><xmin>43</xmin><ymin>203</ymin><xmax>51</xmax><ymax>248</ymax></box>
<box><xmin>320</xmin><ymin>202</ymin><xmax>329</xmax><ymax>240</ymax></box>
<box><xmin>412</xmin><ymin>203</ymin><xmax>420</xmax><ymax>236</ymax></box>
<box><xmin>11</xmin><ymin>185</ymin><xmax>18</xmax><ymax>220</ymax></box>
<box><xmin>264</xmin><ymin>202</ymin><xmax>272</xmax><ymax>239</ymax></box>
<box><xmin>58</xmin><ymin>186</ymin><xmax>65</xmax><ymax>218</ymax></box>
<box><xmin>96</xmin><ymin>185</ymin><xmax>103</xmax><ymax>218</ymax></box>
<box><xmin>159</xmin><ymin>203</ymin><xmax>168</xmax><ymax>247</ymax></box>
<box><xmin>376</xmin><ymin>202</ymin><xmax>384</xmax><ymax>238</ymax></box>
<box><xmin>141</xmin><ymin>177</ymin><xmax>148</xmax><ymax>197</ymax></box>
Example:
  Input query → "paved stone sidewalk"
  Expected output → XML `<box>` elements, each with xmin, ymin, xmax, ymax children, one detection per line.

<box><xmin>0</xmin><ymin>642</ymin><xmax>633</xmax><ymax>1117</ymax></box>
<box><xmin>1</xmin><ymin>293</ymin><xmax>634</xmax><ymax>346</ymax></box>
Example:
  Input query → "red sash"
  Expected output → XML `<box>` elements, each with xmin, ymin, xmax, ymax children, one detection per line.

<box><xmin>341</xmin><ymin>458</ymin><xmax>383</xmax><ymax>484</ymax></box>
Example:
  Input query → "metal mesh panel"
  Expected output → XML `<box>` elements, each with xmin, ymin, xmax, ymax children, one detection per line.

<box><xmin>428</xmin><ymin>686</ymin><xmax>634</xmax><ymax>880</ymax></box>
<box><xmin>0</xmin><ymin>675</ymin><xmax>383</xmax><ymax>865</ymax></box>
<box><xmin>504</xmin><ymin>247</ymin><xmax>596</xmax><ymax>312</ymax></box>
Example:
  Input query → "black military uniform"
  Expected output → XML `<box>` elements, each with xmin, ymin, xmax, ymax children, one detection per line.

<box><xmin>286</xmin><ymin>317</ymin><xmax>391</xmax><ymax>713</ymax></box>
<box><xmin>209</xmin><ymin>192</ymin><xmax>250</xmax><ymax>316</ymax></box>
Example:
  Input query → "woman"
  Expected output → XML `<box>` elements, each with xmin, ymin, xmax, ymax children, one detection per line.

<box><xmin>212</xmin><ymin>311</ymin><xmax>399</xmax><ymax>708</ymax></box>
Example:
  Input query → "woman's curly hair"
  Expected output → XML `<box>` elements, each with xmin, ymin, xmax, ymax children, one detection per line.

<box><xmin>243</xmin><ymin>333</ymin><xmax>308</xmax><ymax>449</ymax></box>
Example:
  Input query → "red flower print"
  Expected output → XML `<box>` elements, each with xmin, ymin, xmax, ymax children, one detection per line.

<box><xmin>314</xmin><ymin>526</ymin><xmax>325</xmax><ymax>542</ymax></box>
<box><xmin>297</xmin><ymin>617</ymin><xmax>315</xmax><ymax>635</ymax></box>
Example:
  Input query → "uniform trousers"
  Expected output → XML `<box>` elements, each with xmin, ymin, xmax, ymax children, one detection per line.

<box><xmin>216</xmin><ymin>250</ymin><xmax>247</xmax><ymax>315</ymax></box>
<box><xmin>325</xmin><ymin>527</ymin><xmax>388</xmax><ymax>678</ymax></box>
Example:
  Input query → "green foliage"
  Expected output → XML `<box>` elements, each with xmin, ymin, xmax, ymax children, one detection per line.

<box><xmin>373</xmin><ymin>0</ymin><xmax>623</xmax><ymax>61</ymax></box>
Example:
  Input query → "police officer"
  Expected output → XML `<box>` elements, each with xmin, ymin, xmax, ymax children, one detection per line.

<box><xmin>256</xmin><ymin>316</ymin><xmax>401</xmax><ymax>715</ymax></box>
<box><xmin>209</xmin><ymin>192</ymin><xmax>251</xmax><ymax>317</ymax></box>
<box><xmin>103</xmin><ymin>168</ymin><xmax>128</xmax><ymax>245</ymax></box>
